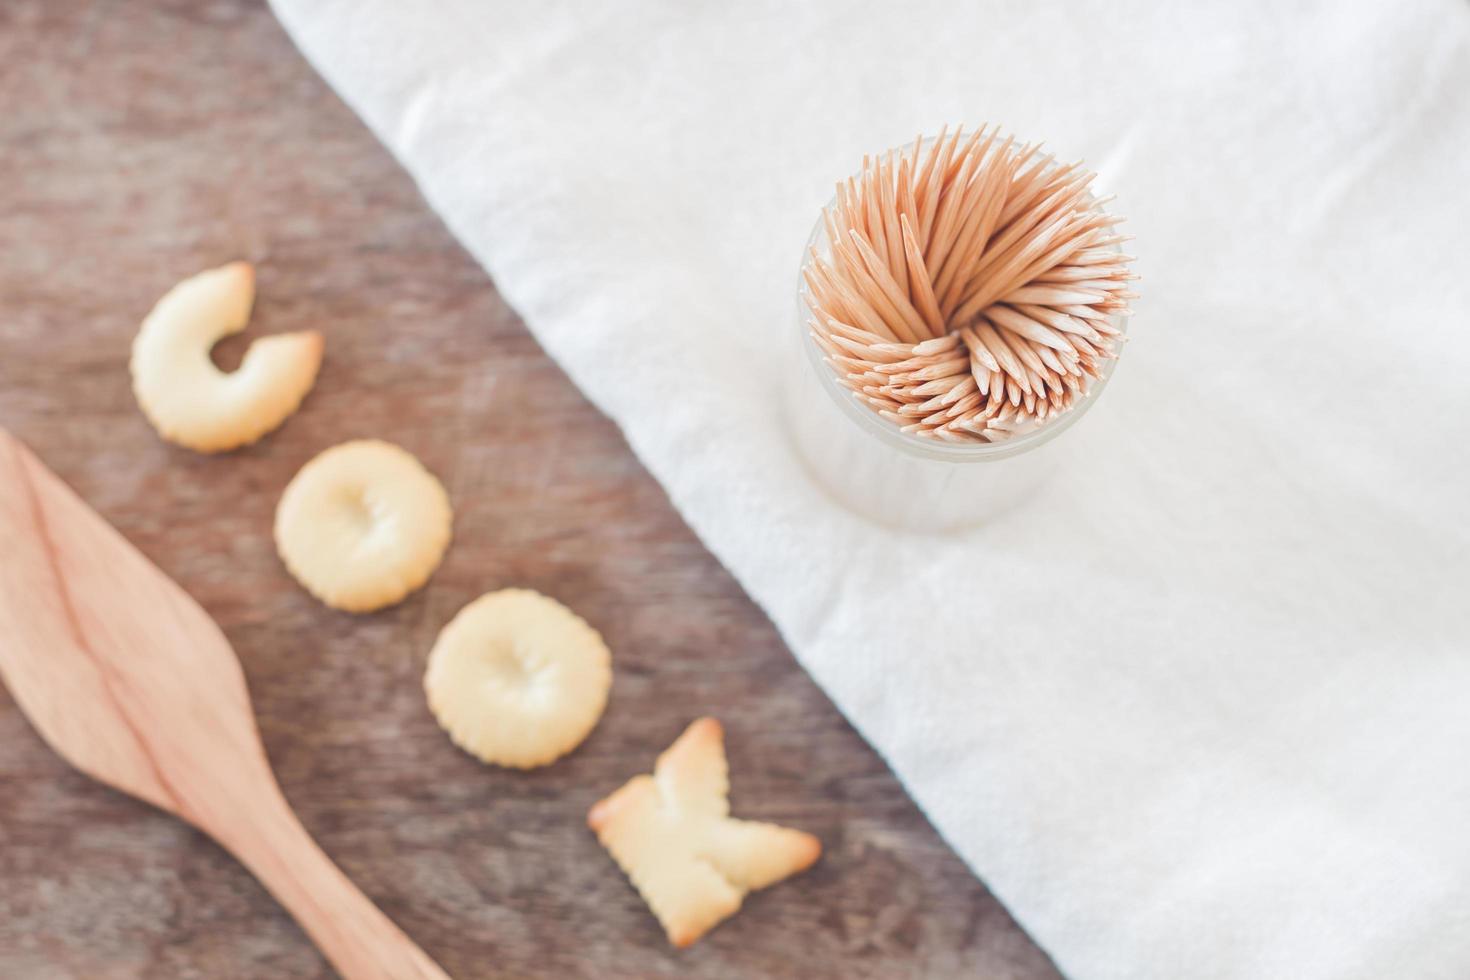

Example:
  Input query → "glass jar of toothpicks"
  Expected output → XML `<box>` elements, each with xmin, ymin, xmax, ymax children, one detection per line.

<box><xmin>787</xmin><ymin>126</ymin><xmax>1135</xmax><ymax>530</ymax></box>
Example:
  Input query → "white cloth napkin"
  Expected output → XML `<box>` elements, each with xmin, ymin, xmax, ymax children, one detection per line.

<box><xmin>270</xmin><ymin>2</ymin><xmax>1470</xmax><ymax>976</ymax></box>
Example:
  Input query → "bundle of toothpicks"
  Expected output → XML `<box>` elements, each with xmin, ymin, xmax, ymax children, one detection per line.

<box><xmin>802</xmin><ymin>125</ymin><xmax>1136</xmax><ymax>444</ymax></box>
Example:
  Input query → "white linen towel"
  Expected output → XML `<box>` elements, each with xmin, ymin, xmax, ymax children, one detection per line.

<box><xmin>269</xmin><ymin>1</ymin><xmax>1470</xmax><ymax>976</ymax></box>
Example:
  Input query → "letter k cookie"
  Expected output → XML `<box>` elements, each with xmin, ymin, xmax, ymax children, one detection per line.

<box><xmin>588</xmin><ymin>718</ymin><xmax>822</xmax><ymax>947</ymax></box>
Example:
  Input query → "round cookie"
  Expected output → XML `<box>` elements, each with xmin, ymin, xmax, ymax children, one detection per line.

<box><xmin>274</xmin><ymin>440</ymin><xmax>452</xmax><ymax>612</ymax></box>
<box><xmin>425</xmin><ymin>589</ymin><xmax>612</xmax><ymax>769</ymax></box>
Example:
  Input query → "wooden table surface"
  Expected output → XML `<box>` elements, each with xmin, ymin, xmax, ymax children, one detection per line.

<box><xmin>0</xmin><ymin>3</ymin><xmax>1060</xmax><ymax>977</ymax></box>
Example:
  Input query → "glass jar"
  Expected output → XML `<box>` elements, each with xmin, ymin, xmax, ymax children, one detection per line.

<box><xmin>785</xmin><ymin>168</ymin><xmax>1128</xmax><ymax>532</ymax></box>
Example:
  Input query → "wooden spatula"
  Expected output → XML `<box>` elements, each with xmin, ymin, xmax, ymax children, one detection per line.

<box><xmin>0</xmin><ymin>428</ymin><xmax>450</xmax><ymax>980</ymax></box>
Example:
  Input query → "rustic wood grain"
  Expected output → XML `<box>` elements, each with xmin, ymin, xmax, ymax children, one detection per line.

<box><xmin>0</xmin><ymin>2</ymin><xmax>1062</xmax><ymax>977</ymax></box>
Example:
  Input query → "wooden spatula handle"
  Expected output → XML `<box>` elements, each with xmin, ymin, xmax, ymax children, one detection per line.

<box><xmin>0</xmin><ymin>429</ymin><xmax>451</xmax><ymax>978</ymax></box>
<box><xmin>223</xmin><ymin>785</ymin><xmax>451</xmax><ymax>980</ymax></box>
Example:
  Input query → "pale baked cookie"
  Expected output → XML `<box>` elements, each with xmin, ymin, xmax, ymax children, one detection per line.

<box><xmin>589</xmin><ymin>718</ymin><xmax>822</xmax><ymax>947</ymax></box>
<box><xmin>425</xmin><ymin>589</ymin><xmax>611</xmax><ymax>769</ymax></box>
<box><xmin>130</xmin><ymin>262</ymin><xmax>322</xmax><ymax>452</ymax></box>
<box><xmin>274</xmin><ymin>440</ymin><xmax>452</xmax><ymax>612</ymax></box>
